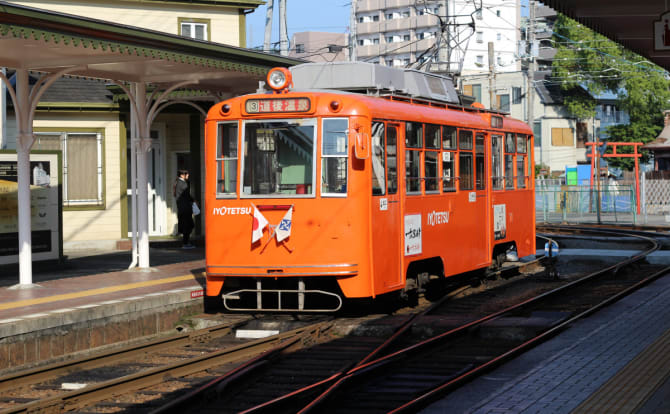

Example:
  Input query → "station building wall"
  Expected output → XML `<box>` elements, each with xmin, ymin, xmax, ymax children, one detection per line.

<box><xmin>10</xmin><ymin>0</ymin><xmax>245</xmax><ymax>46</ymax></box>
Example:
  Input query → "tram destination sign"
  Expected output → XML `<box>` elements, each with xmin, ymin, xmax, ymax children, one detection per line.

<box><xmin>245</xmin><ymin>97</ymin><xmax>311</xmax><ymax>114</ymax></box>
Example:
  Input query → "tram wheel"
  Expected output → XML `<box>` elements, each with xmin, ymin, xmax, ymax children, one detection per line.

<box><xmin>203</xmin><ymin>294</ymin><xmax>223</xmax><ymax>313</ymax></box>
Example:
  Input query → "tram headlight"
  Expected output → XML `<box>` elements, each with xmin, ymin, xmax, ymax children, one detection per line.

<box><xmin>267</xmin><ymin>67</ymin><xmax>292</xmax><ymax>92</ymax></box>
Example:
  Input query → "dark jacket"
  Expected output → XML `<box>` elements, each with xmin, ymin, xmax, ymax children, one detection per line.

<box><xmin>175</xmin><ymin>177</ymin><xmax>193</xmax><ymax>216</ymax></box>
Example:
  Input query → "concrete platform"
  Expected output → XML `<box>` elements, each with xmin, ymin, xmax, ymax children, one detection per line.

<box><xmin>0</xmin><ymin>243</ymin><xmax>206</xmax><ymax>372</ymax></box>
<box><xmin>422</xmin><ymin>268</ymin><xmax>670</xmax><ymax>414</ymax></box>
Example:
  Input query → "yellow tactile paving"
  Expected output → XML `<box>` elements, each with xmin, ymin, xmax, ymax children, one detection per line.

<box><xmin>0</xmin><ymin>273</ymin><xmax>204</xmax><ymax>311</ymax></box>
<box><xmin>572</xmin><ymin>328</ymin><xmax>670</xmax><ymax>413</ymax></box>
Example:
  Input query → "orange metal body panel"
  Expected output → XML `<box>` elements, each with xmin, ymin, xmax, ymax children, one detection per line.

<box><xmin>204</xmin><ymin>90</ymin><xmax>535</xmax><ymax>302</ymax></box>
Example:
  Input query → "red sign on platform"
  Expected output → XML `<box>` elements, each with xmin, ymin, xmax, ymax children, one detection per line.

<box><xmin>191</xmin><ymin>289</ymin><xmax>204</xmax><ymax>298</ymax></box>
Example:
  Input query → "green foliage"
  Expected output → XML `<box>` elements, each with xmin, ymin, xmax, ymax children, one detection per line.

<box><xmin>551</xmin><ymin>15</ymin><xmax>670</xmax><ymax>170</ymax></box>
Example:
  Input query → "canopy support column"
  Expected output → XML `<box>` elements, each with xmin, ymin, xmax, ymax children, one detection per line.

<box><xmin>116</xmin><ymin>80</ymin><xmax>197</xmax><ymax>269</ymax></box>
<box><xmin>0</xmin><ymin>67</ymin><xmax>82</xmax><ymax>285</ymax></box>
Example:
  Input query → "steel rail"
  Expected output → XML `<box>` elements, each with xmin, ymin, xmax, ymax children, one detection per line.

<box><xmin>240</xmin><ymin>237</ymin><xmax>556</xmax><ymax>414</ymax></box>
<box><xmin>392</xmin><ymin>264</ymin><xmax>670</xmax><ymax>413</ymax></box>
<box><xmin>0</xmin><ymin>321</ymin><xmax>332</xmax><ymax>414</ymax></box>
<box><xmin>295</xmin><ymin>228</ymin><xmax>659</xmax><ymax>413</ymax></box>
<box><xmin>0</xmin><ymin>320</ymin><xmax>248</xmax><ymax>393</ymax></box>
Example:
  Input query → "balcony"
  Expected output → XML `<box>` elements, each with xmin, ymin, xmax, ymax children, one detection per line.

<box><xmin>357</xmin><ymin>0</ymin><xmax>415</xmax><ymax>12</ymax></box>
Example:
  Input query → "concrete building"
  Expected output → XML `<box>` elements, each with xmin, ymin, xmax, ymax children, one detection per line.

<box><xmin>352</xmin><ymin>0</ymin><xmax>520</xmax><ymax>75</ymax></box>
<box><xmin>289</xmin><ymin>32</ymin><xmax>348</xmax><ymax>62</ymax></box>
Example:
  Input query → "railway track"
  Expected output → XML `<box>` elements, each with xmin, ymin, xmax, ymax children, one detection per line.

<box><xmin>3</xmin><ymin>227</ymin><xmax>667</xmax><ymax>413</ymax></box>
<box><xmin>0</xmin><ymin>316</ymin><xmax>332</xmax><ymax>413</ymax></box>
<box><xmin>145</xmin><ymin>227</ymin><xmax>668</xmax><ymax>413</ymax></box>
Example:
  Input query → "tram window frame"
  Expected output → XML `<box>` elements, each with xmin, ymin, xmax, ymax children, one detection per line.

<box><xmin>240</xmin><ymin>118</ymin><xmax>317</xmax><ymax>198</ymax></box>
<box><xmin>504</xmin><ymin>153</ymin><xmax>515</xmax><ymax>190</ymax></box>
<box><xmin>442</xmin><ymin>126</ymin><xmax>457</xmax><ymax>150</ymax></box>
<box><xmin>516</xmin><ymin>152</ymin><xmax>526</xmax><ymax>189</ymax></box>
<box><xmin>215</xmin><ymin>121</ymin><xmax>238</xmax><ymax>198</ymax></box>
<box><xmin>459</xmin><ymin>129</ymin><xmax>473</xmax><ymax>150</ymax></box>
<box><xmin>424</xmin><ymin>150</ymin><xmax>439</xmax><ymax>193</ymax></box>
<box><xmin>516</xmin><ymin>133</ymin><xmax>527</xmax><ymax>189</ymax></box>
<box><xmin>405</xmin><ymin>147</ymin><xmax>422</xmax><ymax>194</ymax></box>
<box><xmin>406</xmin><ymin>122</ymin><xmax>423</xmax><ymax>148</ymax></box>
<box><xmin>527</xmin><ymin>135</ymin><xmax>533</xmax><ymax>187</ymax></box>
<box><xmin>491</xmin><ymin>135</ymin><xmax>504</xmax><ymax>190</ymax></box>
<box><xmin>459</xmin><ymin>152</ymin><xmax>474</xmax><ymax>191</ymax></box>
<box><xmin>459</xmin><ymin>129</ymin><xmax>474</xmax><ymax>191</ymax></box>
<box><xmin>387</xmin><ymin>125</ymin><xmax>399</xmax><ymax>194</ymax></box>
<box><xmin>425</xmin><ymin>124</ymin><xmax>440</xmax><ymax>149</ymax></box>
<box><xmin>475</xmin><ymin>132</ymin><xmax>486</xmax><ymax>190</ymax></box>
<box><xmin>505</xmin><ymin>132</ymin><xmax>515</xmax><ymax>152</ymax></box>
<box><xmin>371</xmin><ymin>121</ymin><xmax>386</xmax><ymax>196</ymax></box>
<box><xmin>321</xmin><ymin>118</ymin><xmax>349</xmax><ymax>197</ymax></box>
<box><xmin>517</xmin><ymin>133</ymin><xmax>527</xmax><ymax>154</ymax></box>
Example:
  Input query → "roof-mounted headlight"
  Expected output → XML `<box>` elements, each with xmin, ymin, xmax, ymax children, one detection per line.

<box><xmin>267</xmin><ymin>67</ymin><xmax>292</xmax><ymax>92</ymax></box>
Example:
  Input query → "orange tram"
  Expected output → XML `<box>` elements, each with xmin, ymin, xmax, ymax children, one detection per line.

<box><xmin>204</xmin><ymin>63</ymin><xmax>535</xmax><ymax>312</ymax></box>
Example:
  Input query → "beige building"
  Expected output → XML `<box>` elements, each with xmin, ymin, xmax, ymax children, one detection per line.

<box><xmin>0</xmin><ymin>0</ymin><xmax>295</xmax><ymax>251</ymax></box>
<box><xmin>289</xmin><ymin>32</ymin><xmax>348</xmax><ymax>62</ymax></box>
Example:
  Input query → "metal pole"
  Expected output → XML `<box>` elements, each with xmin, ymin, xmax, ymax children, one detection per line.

<box><xmin>263</xmin><ymin>0</ymin><xmax>274</xmax><ymax>53</ymax></box>
<box><xmin>16</xmin><ymin>70</ymin><xmax>33</xmax><ymax>285</ymax></box>
<box><xmin>349</xmin><ymin>0</ymin><xmax>357</xmax><ymax>61</ymax></box>
<box><xmin>488</xmin><ymin>42</ymin><xmax>495</xmax><ymax>109</ymax></box>
<box><xmin>134</xmin><ymin>83</ymin><xmax>150</xmax><ymax>268</ymax></box>
<box><xmin>279</xmin><ymin>0</ymin><xmax>288</xmax><ymax>56</ymax></box>
<box><xmin>128</xmin><ymin>107</ymin><xmax>139</xmax><ymax>269</ymax></box>
<box><xmin>527</xmin><ymin>1</ymin><xmax>535</xmax><ymax>156</ymax></box>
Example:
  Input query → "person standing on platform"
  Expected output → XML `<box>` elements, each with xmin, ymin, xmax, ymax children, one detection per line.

<box><xmin>174</xmin><ymin>169</ymin><xmax>195</xmax><ymax>249</ymax></box>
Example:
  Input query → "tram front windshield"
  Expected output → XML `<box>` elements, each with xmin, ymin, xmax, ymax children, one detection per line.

<box><xmin>242</xmin><ymin>119</ymin><xmax>316</xmax><ymax>196</ymax></box>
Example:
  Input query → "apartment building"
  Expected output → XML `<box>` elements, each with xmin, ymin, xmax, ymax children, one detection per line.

<box><xmin>353</xmin><ymin>0</ymin><xmax>520</xmax><ymax>74</ymax></box>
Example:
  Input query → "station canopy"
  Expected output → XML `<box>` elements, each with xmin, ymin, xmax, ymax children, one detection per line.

<box><xmin>544</xmin><ymin>0</ymin><xmax>670</xmax><ymax>72</ymax></box>
<box><xmin>0</xmin><ymin>1</ymin><xmax>302</xmax><ymax>93</ymax></box>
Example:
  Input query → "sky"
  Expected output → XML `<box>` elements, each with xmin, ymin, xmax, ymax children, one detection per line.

<box><xmin>245</xmin><ymin>1</ymin><xmax>351</xmax><ymax>49</ymax></box>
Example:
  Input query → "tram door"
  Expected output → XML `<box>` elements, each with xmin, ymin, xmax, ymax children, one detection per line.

<box><xmin>473</xmin><ymin>132</ymin><xmax>490</xmax><ymax>266</ymax></box>
<box><xmin>371</xmin><ymin>122</ymin><xmax>403</xmax><ymax>292</ymax></box>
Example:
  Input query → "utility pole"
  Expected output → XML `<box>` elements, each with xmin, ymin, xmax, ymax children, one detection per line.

<box><xmin>279</xmin><ymin>0</ymin><xmax>289</xmax><ymax>56</ymax></box>
<box><xmin>528</xmin><ymin>0</ymin><xmax>537</xmax><ymax>162</ymax></box>
<box><xmin>488</xmin><ymin>42</ymin><xmax>495</xmax><ymax>110</ymax></box>
<box><xmin>263</xmin><ymin>0</ymin><xmax>274</xmax><ymax>53</ymax></box>
<box><xmin>350</xmin><ymin>0</ymin><xmax>357</xmax><ymax>61</ymax></box>
<box><xmin>437</xmin><ymin>0</ymin><xmax>450</xmax><ymax>73</ymax></box>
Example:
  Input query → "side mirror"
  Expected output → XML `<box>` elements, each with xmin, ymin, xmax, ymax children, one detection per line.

<box><xmin>354</xmin><ymin>132</ymin><xmax>370</xmax><ymax>159</ymax></box>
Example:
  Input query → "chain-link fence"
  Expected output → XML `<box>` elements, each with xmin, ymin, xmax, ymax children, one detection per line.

<box><xmin>535</xmin><ymin>181</ymin><xmax>637</xmax><ymax>224</ymax></box>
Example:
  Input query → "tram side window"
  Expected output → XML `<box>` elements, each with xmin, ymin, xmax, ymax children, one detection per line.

<box><xmin>371</xmin><ymin>122</ymin><xmax>386</xmax><ymax>195</ymax></box>
<box><xmin>517</xmin><ymin>134</ymin><xmax>527</xmax><ymax>189</ymax></box>
<box><xmin>216</xmin><ymin>122</ymin><xmax>238</xmax><ymax>196</ymax></box>
<box><xmin>406</xmin><ymin>122</ymin><xmax>422</xmax><ymax>194</ymax></box>
<box><xmin>475</xmin><ymin>132</ymin><xmax>486</xmax><ymax>190</ymax></box>
<box><xmin>459</xmin><ymin>130</ymin><xmax>474</xmax><ymax>191</ymax></box>
<box><xmin>491</xmin><ymin>135</ymin><xmax>503</xmax><ymax>190</ymax></box>
<box><xmin>425</xmin><ymin>124</ymin><xmax>440</xmax><ymax>149</ymax></box>
<box><xmin>387</xmin><ymin>126</ymin><xmax>398</xmax><ymax>194</ymax></box>
<box><xmin>322</xmin><ymin>118</ymin><xmax>349</xmax><ymax>195</ymax></box>
<box><xmin>406</xmin><ymin>149</ymin><xmax>421</xmax><ymax>193</ymax></box>
<box><xmin>504</xmin><ymin>133</ymin><xmax>516</xmax><ymax>189</ymax></box>
<box><xmin>442</xmin><ymin>126</ymin><xmax>456</xmax><ymax>192</ymax></box>
<box><xmin>406</xmin><ymin>122</ymin><xmax>423</xmax><ymax>148</ymax></box>
<box><xmin>527</xmin><ymin>135</ymin><xmax>533</xmax><ymax>185</ymax></box>
<box><xmin>424</xmin><ymin>123</ymin><xmax>440</xmax><ymax>192</ymax></box>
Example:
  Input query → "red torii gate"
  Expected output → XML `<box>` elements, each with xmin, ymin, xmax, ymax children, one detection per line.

<box><xmin>585</xmin><ymin>142</ymin><xmax>642</xmax><ymax>214</ymax></box>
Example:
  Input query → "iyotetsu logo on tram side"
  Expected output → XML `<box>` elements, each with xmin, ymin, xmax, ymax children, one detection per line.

<box><xmin>427</xmin><ymin>211</ymin><xmax>450</xmax><ymax>226</ymax></box>
<box><xmin>212</xmin><ymin>206</ymin><xmax>252</xmax><ymax>216</ymax></box>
